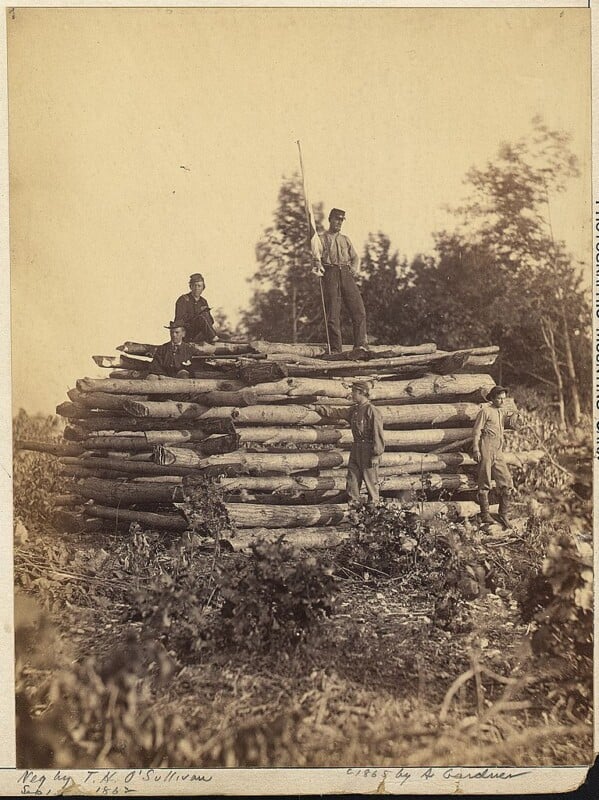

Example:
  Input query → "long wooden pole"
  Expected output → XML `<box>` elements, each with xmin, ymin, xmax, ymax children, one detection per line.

<box><xmin>296</xmin><ymin>139</ymin><xmax>331</xmax><ymax>354</ymax></box>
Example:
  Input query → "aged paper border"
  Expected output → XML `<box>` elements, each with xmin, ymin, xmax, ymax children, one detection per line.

<box><xmin>0</xmin><ymin>0</ymin><xmax>595</xmax><ymax>795</ymax></box>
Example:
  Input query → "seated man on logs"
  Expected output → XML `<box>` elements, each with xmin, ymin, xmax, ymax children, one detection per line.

<box><xmin>174</xmin><ymin>273</ymin><xmax>218</xmax><ymax>343</ymax></box>
<box><xmin>312</xmin><ymin>208</ymin><xmax>368</xmax><ymax>355</ymax></box>
<box><xmin>147</xmin><ymin>320</ymin><xmax>196</xmax><ymax>379</ymax></box>
<box><xmin>315</xmin><ymin>381</ymin><xmax>384</xmax><ymax>505</ymax></box>
<box><xmin>472</xmin><ymin>385</ymin><xmax>519</xmax><ymax>529</ymax></box>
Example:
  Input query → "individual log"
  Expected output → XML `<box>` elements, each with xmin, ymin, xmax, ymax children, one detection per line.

<box><xmin>60</xmin><ymin>456</ymin><xmax>199</xmax><ymax>477</ymax></box>
<box><xmin>15</xmin><ymin>440</ymin><xmax>85</xmax><ymax>457</ymax></box>
<box><xmin>227</xmin><ymin>490</ymin><xmax>345</xmax><ymax>505</ymax></box>
<box><xmin>237</xmin><ymin>426</ymin><xmax>342</xmax><ymax>445</ymax></box>
<box><xmin>225</xmin><ymin>526</ymin><xmax>351</xmax><ymax>551</ymax></box>
<box><xmin>78</xmin><ymin>431</ymin><xmax>238</xmax><ymax>455</ymax></box>
<box><xmin>107</xmin><ymin>368</ymin><xmax>236</xmax><ymax>380</ymax></box>
<box><xmin>266</xmin><ymin>346</ymin><xmax>498</xmax><ymax>371</ymax></box>
<box><xmin>399</xmin><ymin>500</ymin><xmax>498</xmax><ymax>520</ymax></box>
<box><xmin>335</xmin><ymin>427</ymin><xmax>472</xmax><ymax>450</ymax></box>
<box><xmin>67</xmin><ymin>388</ymin><xmax>147</xmax><ymax>412</ymax></box>
<box><xmin>238</xmin><ymin>361</ymin><xmax>289</xmax><ymax>385</ymax></box>
<box><xmin>76</xmin><ymin>436</ymin><xmax>165</xmax><ymax>452</ymax></box>
<box><xmin>77</xmin><ymin>377</ymin><xmax>244</xmax><ymax>394</ymax></box>
<box><xmin>88</xmin><ymin>504</ymin><xmax>188</xmax><ymax>532</ymax></box>
<box><xmin>60</xmin><ymin>466</ymin><xmax>129</xmax><ymax>479</ymax></box>
<box><xmin>251</xmin><ymin>374</ymin><xmax>495</xmax><ymax>403</ymax></box>
<box><xmin>217</xmin><ymin>473</ymin><xmax>475</xmax><ymax>493</ymax></box>
<box><xmin>76</xmin><ymin>477</ymin><xmax>185</xmax><ymax>505</ymax></box>
<box><xmin>115</xmin><ymin>342</ymin><xmax>158</xmax><ymax>357</ymax></box>
<box><xmin>108</xmin><ymin>370</ymin><xmax>152</xmax><ymax>380</ymax></box>
<box><xmin>56</xmin><ymin>402</ymin><xmax>127</xmax><ymax>420</ymax></box>
<box><xmin>185</xmin><ymin>388</ymin><xmax>258</xmax><ymax>407</ymax></box>
<box><xmin>154</xmin><ymin>449</ymin><xmax>344</xmax><ymax>473</ymax></box>
<box><xmin>116</xmin><ymin>341</ymin><xmax>254</xmax><ymax>357</ymax></box>
<box><xmin>232</xmin><ymin>406</ymin><xmax>321</xmax><ymax>426</ymax></box>
<box><xmin>316</xmin><ymin>402</ymin><xmax>481</xmax><ymax>428</ymax></box>
<box><xmin>63</xmin><ymin>417</ymin><xmax>236</xmax><ymax>436</ymax></box>
<box><xmin>219</xmin><ymin>475</ymin><xmax>340</xmax><ymax>493</ymax></box>
<box><xmin>319</xmin><ymin>448</ymin><xmax>546</xmax><ymax>475</ymax></box>
<box><xmin>53</xmin><ymin>510</ymin><xmax>130</xmax><ymax>533</ymax></box>
<box><xmin>226</xmin><ymin>503</ymin><xmax>348</xmax><ymax>528</ymax></box>
<box><xmin>249</xmin><ymin>341</ymin><xmax>437</xmax><ymax>357</ymax></box>
<box><xmin>123</xmin><ymin>399</ymin><xmax>210</xmax><ymax>419</ymax></box>
<box><xmin>93</xmin><ymin>355</ymin><xmax>152</xmax><ymax>371</ymax></box>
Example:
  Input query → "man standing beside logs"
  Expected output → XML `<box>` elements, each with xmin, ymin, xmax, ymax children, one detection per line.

<box><xmin>315</xmin><ymin>381</ymin><xmax>384</xmax><ymax>505</ymax></box>
<box><xmin>472</xmin><ymin>385</ymin><xmax>518</xmax><ymax>529</ymax></box>
<box><xmin>312</xmin><ymin>208</ymin><xmax>368</xmax><ymax>354</ymax></box>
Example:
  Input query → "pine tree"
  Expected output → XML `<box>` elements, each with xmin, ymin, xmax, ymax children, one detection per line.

<box><xmin>241</xmin><ymin>174</ymin><xmax>326</xmax><ymax>343</ymax></box>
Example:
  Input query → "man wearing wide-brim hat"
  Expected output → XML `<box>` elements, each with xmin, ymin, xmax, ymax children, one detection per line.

<box><xmin>472</xmin><ymin>385</ymin><xmax>519</xmax><ymax>528</ymax></box>
<box><xmin>314</xmin><ymin>381</ymin><xmax>384</xmax><ymax>505</ymax></box>
<box><xmin>312</xmin><ymin>208</ymin><xmax>368</xmax><ymax>354</ymax></box>
<box><xmin>147</xmin><ymin>320</ymin><xmax>197</xmax><ymax>379</ymax></box>
<box><xmin>174</xmin><ymin>273</ymin><xmax>218</xmax><ymax>343</ymax></box>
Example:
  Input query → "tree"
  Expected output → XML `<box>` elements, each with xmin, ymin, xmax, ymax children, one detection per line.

<box><xmin>391</xmin><ymin>119</ymin><xmax>590</xmax><ymax>426</ymax></box>
<box><xmin>356</xmin><ymin>233</ymin><xmax>409</xmax><ymax>344</ymax></box>
<box><xmin>448</xmin><ymin>117</ymin><xmax>589</xmax><ymax>424</ymax></box>
<box><xmin>241</xmin><ymin>174</ymin><xmax>326</xmax><ymax>343</ymax></box>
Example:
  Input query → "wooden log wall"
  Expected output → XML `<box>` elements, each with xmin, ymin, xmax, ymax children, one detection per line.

<box><xmin>16</xmin><ymin>338</ymin><xmax>544</xmax><ymax>548</ymax></box>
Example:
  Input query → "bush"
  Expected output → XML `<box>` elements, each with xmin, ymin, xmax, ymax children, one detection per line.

<box><xmin>13</xmin><ymin>411</ymin><xmax>67</xmax><ymax>526</ymax></box>
<box><xmin>519</xmin><ymin>530</ymin><xmax>593</xmax><ymax>720</ymax></box>
<box><xmin>336</xmin><ymin>502</ymin><xmax>422</xmax><ymax>579</ymax></box>
<box><xmin>217</xmin><ymin>539</ymin><xmax>337</xmax><ymax>652</ymax></box>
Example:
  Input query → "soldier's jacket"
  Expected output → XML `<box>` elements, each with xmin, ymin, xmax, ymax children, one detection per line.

<box><xmin>319</xmin><ymin>401</ymin><xmax>385</xmax><ymax>466</ymax></box>
<box><xmin>150</xmin><ymin>341</ymin><xmax>196</xmax><ymax>377</ymax></box>
<box><xmin>174</xmin><ymin>292</ymin><xmax>216</xmax><ymax>342</ymax></box>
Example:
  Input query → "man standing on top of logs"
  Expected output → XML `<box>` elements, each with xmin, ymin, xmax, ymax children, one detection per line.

<box><xmin>174</xmin><ymin>273</ymin><xmax>218</xmax><ymax>343</ymax></box>
<box><xmin>147</xmin><ymin>320</ymin><xmax>196</xmax><ymax>379</ymax></box>
<box><xmin>315</xmin><ymin>381</ymin><xmax>384</xmax><ymax>505</ymax></box>
<box><xmin>472</xmin><ymin>385</ymin><xmax>519</xmax><ymax>529</ymax></box>
<box><xmin>312</xmin><ymin>208</ymin><xmax>368</xmax><ymax>354</ymax></box>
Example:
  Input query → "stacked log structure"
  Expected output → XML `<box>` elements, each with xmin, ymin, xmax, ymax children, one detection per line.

<box><xmin>19</xmin><ymin>339</ymin><xmax>544</xmax><ymax>551</ymax></box>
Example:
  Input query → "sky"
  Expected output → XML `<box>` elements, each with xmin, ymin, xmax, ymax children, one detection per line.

<box><xmin>7</xmin><ymin>7</ymin><xmax>591</xmax><ymax>414</ymax></box>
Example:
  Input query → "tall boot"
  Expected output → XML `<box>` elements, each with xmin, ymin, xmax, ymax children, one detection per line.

<box><xmin>477</xmin><ymin>491</ymin><xmax>494</xmax><ymax>525</ymax></box>
<box><xmin>498</xmin><ymin>490</ymin><xmax>513</xmax><ymax>530</ymax></box>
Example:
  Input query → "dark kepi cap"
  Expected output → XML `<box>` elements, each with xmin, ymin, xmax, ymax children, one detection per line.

<box><xmin>328</xmin><ymin>208</ymin><xmax>346</xmax><ymax>221</ymax></box>
<box><xmin>189</xmin><ymin>273</ymin><xmax>204</xmax><ymax>284</ymax></box>
<box><xmin>351</xmin><ymin>381</ymin><xmax>370</xmax><ymax>396</ymax></box>
<box><xmin>164</xmin><ymin>319</ymin><xmax>188</xmax><ymax>330</ymax></box>
<box><xmin>487</xmin><ymin>385</ymin><xmax>508</xmax><ymax>400</ymax></box>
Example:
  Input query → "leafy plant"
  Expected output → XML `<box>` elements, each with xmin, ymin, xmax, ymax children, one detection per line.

<box><xmin>217</xmin><ymin>538</ymin><xmax>337</xmax><ymax>652</ymax></box>
<box><xmin>13</xmin><ymin>410</ymin><xmax>68</xmax><ymax>526</ymax></box>
<box><xmin>519</xmin><ymin>531</ymin><xmax>592</xmax><ymax>720</ymax></box>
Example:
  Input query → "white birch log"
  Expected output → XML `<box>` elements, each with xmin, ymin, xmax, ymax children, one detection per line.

<box><xmin>77</xmin><ymin>377</ymin><xmax>244</xmax><ymax>394</ymax></box>
<box><xmin>225</xmin><ymin>503</ymin><xmax>348</xmax><ymax>528</ymax></box>
<box><xmin>225</xmin><ymin>527</ymin><xmax>352</xmax><ymax>551</ymax></box>
<box><xmin>251</xmin><ymin>374</ymin><xmax>495</xmax><ymax>402</ymax></box>
<box><xmin>154</xmin><ymin>448</ymin><xmax>344</xmax><ymax>473</ymax></box>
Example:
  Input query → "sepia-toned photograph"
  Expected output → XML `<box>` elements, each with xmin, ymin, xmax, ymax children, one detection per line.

<box><xmin>5</xmin><ymin>4</ymin><xmax>594</xmax><ymax>793</ymax></box>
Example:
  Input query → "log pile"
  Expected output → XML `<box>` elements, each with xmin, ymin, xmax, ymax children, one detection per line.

<box><xmin>18</xmin><ymin>339</ymin><xmax>544</xmax><ymax>551</ymax></box>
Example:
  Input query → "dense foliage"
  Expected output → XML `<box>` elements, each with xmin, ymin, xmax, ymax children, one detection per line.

<box><xmin>241</xmin><ymin>174</ymin><xmax>327</xmax><ymax>343</ymax></box>
<box><xmin>218</xmin><ymin>539</ymin><xmax>337</xmax><ymax>652</ymax></box>
<box><xmin>13</xmin><ymin>410</ymin><xmax>67</xmax><ymax>526</ymax></box>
